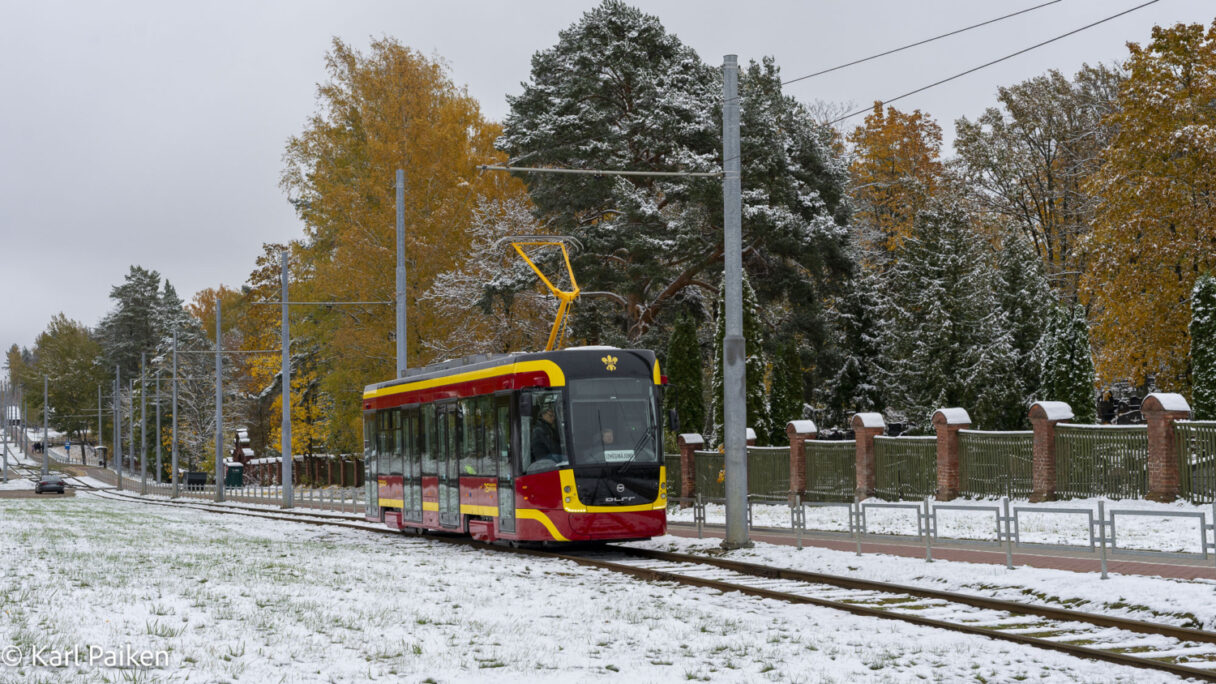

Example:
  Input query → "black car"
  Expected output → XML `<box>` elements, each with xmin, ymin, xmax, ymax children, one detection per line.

<box><xmin>34</xmin><ymin>475</ymin><xmax>66</xmax><ymax>494</ymax></box>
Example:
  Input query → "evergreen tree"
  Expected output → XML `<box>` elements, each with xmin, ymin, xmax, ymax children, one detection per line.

<box><xmin>768</xmin><ymin>341</ymin><xmax>803</xmax><ymax>443</ymax></box>
<box><xmin>823</xmin><ymin>267</ymin><xmax>885</xmax><ymax>427</ymax></box>
<box><xmin>1039</xmin><ymin>305</ymin><xmax>1097</xmax><ymax>423</ymax></box>
<box><xmin>1191</xmin><ymin>275</ymin><xmax>1216</xmax><ymax>419</ymax></box>
<box><xmin>663</xmin><ymin>314</ymin><xmax>705</xmax><ymax>437</ymax></box>
<box><xmin>710</xmin><ymin>273</ymin><xmax>769</xmax><ymax>445</ymax></box>
<box><xmin>97</xmin><ymin>266</ymin><xmax>163</xmax><ymax>379</ymax></box>
<box><xmin>878</xmin><ymin>203</ymin><xmax>1021</xmax><ymax>430</ymax></box>
<box><xmin>993</xmin><ymin>227</ymin><xmax>1053</xmax><ymax>420</ymax></box>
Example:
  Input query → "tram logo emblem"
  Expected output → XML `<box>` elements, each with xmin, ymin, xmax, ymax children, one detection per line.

<box><xmin>601</xmin><ymin>355</ymin><xmax>618</xmax><ymax>371</ymax></box>
<box><xmin>615</xmin><ymin>483</ymin><xmax>625</xmax><ymax>494</ymax></box>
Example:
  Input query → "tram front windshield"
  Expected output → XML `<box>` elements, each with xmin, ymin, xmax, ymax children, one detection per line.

<box><xmin>568</xmin><ymin>378</ymin><xmax>659</xmax><ymax>465</ymax></box>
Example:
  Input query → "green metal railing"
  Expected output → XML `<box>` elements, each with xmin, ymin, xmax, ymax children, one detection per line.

<box><xmin>663</xmin><ymin>453</ymin><xmax>682</xmax><ymax>498</ymax></box>
<box><xmin>1055</xmin><ymin>424</ymin><xmax>1148</xmax><ymax>499</ymax></box>
<box><xmin>874</xmin><ymin>436</ymin><xmax>936</xmax><ymax>500</ymax></box>
<box><xmin>694</xmin><ymin>450</ymin><xmax>725</xmax><ymax>501</ymax></box>
<box><xmin>958</xmin><ymin>430</ymin><xmax>1033</xmax><ymax>498</ymax></box>
<box><xmin>805</xmin><ymin>440</ymin><xmax>856</xmax><ymax>501</ymax></box>
<box><xmin>689</xmin><ymin>447</ymin><xmax>792</xmax><ymax>500</ymax></box>
<box><xmin>1176</xmin><ymin>421</ymin><xmax>1216</xmax><ymax>503</ymax></box>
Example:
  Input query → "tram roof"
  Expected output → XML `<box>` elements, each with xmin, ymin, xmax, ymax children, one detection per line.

<box><xmin>363</xmin><ymin>346</ymin><xmax>656</xmax><ymax>396</ymax></box>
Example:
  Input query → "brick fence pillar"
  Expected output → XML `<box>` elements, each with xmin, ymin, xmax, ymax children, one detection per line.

<box><xmin>851</xmin><ymin>413</ymin><xmax>885</xmax><ymax>501</ymax></box>
<box><xmin>1029</xmin><ymin>401</ymin><xmax>1073</xmax><ymax>502</ymax></box>
<box><xmin>676</xmin><ymin>433</ymin><xmax>704</xmax><ymax>508</ymax></box>
<box><xmin>786</xmin><ymin>420</ymin><xmax>818</xmax><ymax>501</ymax></box>
<box><xmin>745</xmin><ymin>428</ymin><xmax>757</xmax><ymax>447</ymax></box>
<box><xmin>1143</xmin><ymin>393</ymin><xmax>1191</xmax><ymax>502</ymax></box>
<box><xmin>931</xmin><ymin>408</ymin><xmax>971</xmax><ymax>502</ymax></box>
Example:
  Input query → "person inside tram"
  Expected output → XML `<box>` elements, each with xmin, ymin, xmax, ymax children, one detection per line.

<box><xmin>530</xmin><ymin>400</ymin><xmax>566</xmax><ymax>467</ymax></box>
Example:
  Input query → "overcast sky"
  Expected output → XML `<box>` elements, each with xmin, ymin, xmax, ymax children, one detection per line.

<box><xmin>1</xmin><ymin>0</ymin><xmax>1212</xmax><ymax>354</ymax></box>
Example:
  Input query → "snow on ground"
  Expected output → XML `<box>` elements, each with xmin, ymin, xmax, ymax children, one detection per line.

<box><xmin>0</xmin><ymin>477</ymin><xmax>33</xmax><ymax>491</ymax></box>
<box><xmin>669</xmin><ymin>497</ymin><xmax>1216</xmax><ymax>554</ymax></box>
<box><xmin>0</xmin><ymin>495</ymin><xmax>1193</xmax><ymax>683</ymax></box>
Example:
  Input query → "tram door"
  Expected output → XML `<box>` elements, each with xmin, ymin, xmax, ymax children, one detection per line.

<box><xmin>495</xmin><ymin>394</ymin><xmax>514</xmax><ymax>532</ymax></box>
<box><xmin>363</xmin><ymin>412</ymin><xmax>379</xmax><ymax>520</ymax></box>
<box><xmin>403</xmin><ymin>407</ymin><xmax>422</xmax><ymax>521</ymax></box>
<box><xmin>437</xmin><ymin>402</ymin><xmax>461</xmax><ymax>528</ymax></box>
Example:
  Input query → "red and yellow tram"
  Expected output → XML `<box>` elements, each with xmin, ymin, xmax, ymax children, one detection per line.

<box><xmin>361</xmin><ymin>347</ymin><xmax>668</xmax><ymax>542</ymax></box>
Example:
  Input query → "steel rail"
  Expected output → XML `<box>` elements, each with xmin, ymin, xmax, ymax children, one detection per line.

<box><xmin>86</xmin><ymin>491</ymin><xmax>1216</xmax><ymax>681</ymax></box>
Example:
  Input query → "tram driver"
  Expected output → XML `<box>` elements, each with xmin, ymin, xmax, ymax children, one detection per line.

<box><xmin>529</xmin><ymin>399</ymin><xmax>567</xmax><ymax>469</ymax></box>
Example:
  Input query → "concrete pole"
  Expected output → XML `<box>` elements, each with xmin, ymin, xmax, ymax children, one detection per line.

<box><xmin>42</xmin><ymin>375</ymin><xmax>48</xmax><ymax>478</ymax></box>
<box><xmin>721</xmin><ymin>54</ymin><xmax>749</xmax><ymax>549</ymax></box>
<box><xmin>114</xmin><ymin>369</ymin><xmax>122</xmax><ymax>490</ymax></box>
<box><xmin>171</xmin><ymin>329</ymin><xmax>179</xmax><ymax>498</ymax></box>
<box><xmin>215</xmin><ymin>299</ymin><xmax>225</xmax><ymax>502</ymax></box>
<box><xmin>97</xmin><ymin>384</ymin><xmax>102</xmax><ymax>467</ymax></box>
<box><xmin>140</xmin><ymin>352</ymin><xmax>147</xmax><ymax>494</ymax></box>
<box><xmin>2</xmin><ymin>384</ymin><xmax>8</xmax><ymax>483</ymax></box>
<box><xmin>281</xmin><ymin>249</ymin><xmax>293</xmax><ymax>508</ymax></box>
<box><xmin>396</xmin><ymin>168</ymin><xmax>408</xmax><ymax>376</ymax></box>
<box><xmin>155</xmin><ymin>374</ymin><xmax>161</xmax><ymax>484</ymax></box>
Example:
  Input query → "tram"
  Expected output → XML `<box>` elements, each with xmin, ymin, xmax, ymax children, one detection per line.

<box><xmin>361</xmin><ymin>347</ymin><xmax>668</xmax><ymax>542</ymax></box>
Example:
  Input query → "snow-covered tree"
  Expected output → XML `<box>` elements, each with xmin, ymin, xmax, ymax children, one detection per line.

<box><xmin>993</xmin><ymin>227</ymin><xmax>1054</xmax><ymax>417</ymax></box>
<box><xmin>97</xmin><ymin>266</ymin><xmax>163</xmax><ymax>379</ymax></box>
<box><xmin>822</xmin><ymin>267</ymin><xmax>885</xmax><ymax>427</ymax></box>
<box><xmin>1191</xmin><ymin>274</ymin><xmax>1216</xmax><ymax>419</ymax></box>
<box><xmin>498</xmin><ymin>1</ymin><xmax>852</xmax><ymax>383</ymax></box>
<box><xmin>663</xmin><ymin>314</ymin><xmax>705</xmax><ymax>437</ymax></box>
<box><xmin>767</xmin><ymin>341</ymin><xmax>803</xmax><ymax>443</ymax></box>
<box><xmin>710</xmin><ymin>273</ymin><xmax>769</xmax><ymax>445</ymax></box>
<box><xmin>1038</xmin><ymin>305</ymin><xmax>1097</xmax><ymax>423</ymax></box>
<box><xmin>877</xmin><ymin>203</ymin><xmax>1022</xmax><ymax>430</ymax></box>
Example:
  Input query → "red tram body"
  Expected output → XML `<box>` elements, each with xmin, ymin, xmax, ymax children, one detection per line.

<box><xmin>361</xmin><ymin>348</ymin><xmax>668</xmax><ymax>542</ymax></box>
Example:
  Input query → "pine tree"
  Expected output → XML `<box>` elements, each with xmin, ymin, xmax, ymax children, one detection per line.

<box><xmin>823</xmin><ymin>267</ymin><xmax>885</xmax><ymax>427</ymax></box>
<box><xmin>97</xmin><ymin>266</ymin><xmax>164</xmax><ymax>379</ymax></box>
<box><xmin>663</xmin><ymin>314</ymin><xmax>705</xmax><ymax>437</ymax></box>
<box><xmin>1039</xmin><ymin>305</ymin><xmax>1097</xmax><ymax>423</ymax></box>
<box><xmin>1191</xmin><ymin>275</ymin><xmax>1216</xmax><ymax>419</ymax></box>
<box><xmin>710</xmin><ymin>273</ymin><xmax>769</xmax><ymax>445</ymax></box>
<box><xmin>768</xmin><ymin>341</ymin><xmax>803</xmax><ymax>443</ymax></box>
<box><xmin>993</xmin><ymin>228</ymin><xmax>1053</xmax><ymax>415</ymax></box>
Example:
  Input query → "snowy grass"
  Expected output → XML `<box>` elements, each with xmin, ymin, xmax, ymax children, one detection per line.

<box><xmin>0</xmin><ymin>495</ymin><xmax>1193</xmax><ymax>682</ymax></box>
<box><xmin>670</xmin><ymin>496</ymin><xmax>1216</xmax><ymax>554</ymax></box>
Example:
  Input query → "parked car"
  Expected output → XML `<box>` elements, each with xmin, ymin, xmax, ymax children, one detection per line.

<box><xmin>34</xmin><ymin>475</ymin><xmax>66</xmax><ymax>494</ymax></box>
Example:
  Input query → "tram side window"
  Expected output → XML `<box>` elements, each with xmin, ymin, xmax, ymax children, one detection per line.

<box><xmin>404</xmin><ymin>407</ymin><xmax>420</xmax><ymax>476</ymax></box>
<box><xmin>495</xmin><ymin>400</ymin><xmax>510</xmax><ymax>479</ymax></box>
<box><xmin>363</xmin><ymin>413</ymin><xmax>377</xmax><ymax>473</ymax></box>
<box><xmin>478</xmin><ymin>396</ymin><xmax>494</xmax><ymax>476</ymax></box>
<box><xmin>391</xmin><ymin>409</ymin><xmax>403</xmax><ymax>476</ymax></box>
<box><xmin>376</xmin><ymin>411</ymin><xmax>392</xmax><ymax>477</ymax></box>
<box><xmin>459</xmin><ymin>398</ymin><xmax>479</xmax><ymax>476</ymax></box>
<box><xmin>522</xmin><ymin>389</ymin><xmax>567</xmax><ymax>474</ymax></box>
<box><xmin>421</xmin><ymin>404</ymin><xmax>437</xmax><ymax>475</ymax></box>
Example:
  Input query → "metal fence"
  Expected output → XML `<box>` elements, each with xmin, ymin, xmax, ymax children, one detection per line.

<box><xmin>958</xmin><ymin>430</ymin><xmax>1033</xmax><ymax>498</ymax></box>
<box><xmin>874</xmin><ymin>436</ymin><xmax>936</xmax><ymax>500</ymax></box>
<box><xmin>805</xmin><ymin>440</ymin><xmax>855</xmax><ymax>502</ymax></box>
<box><xmin>1177</xmin><ymin>421</ymin><xmax>1216</xmax><ymax>503</ymax></box>
<box><xmin>663</xmin><ymin>453</ymin><xmax>681</xmax><ymax>497</ymax></box>
<box><xmin>1055</xmin><ymin>424</ymin><xmax>1148</xmax><ymax>499</ymax></box>
<box><xmin>691</xmin><ymin>448</ymin><xmax>790</xmax><ymax>500</ymax></box>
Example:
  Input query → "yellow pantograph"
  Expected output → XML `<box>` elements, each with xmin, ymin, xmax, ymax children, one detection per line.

<box><xmin>506</xmin><ymin>236</ymin><xmax>581</xmax><ymax>351</ymax></box>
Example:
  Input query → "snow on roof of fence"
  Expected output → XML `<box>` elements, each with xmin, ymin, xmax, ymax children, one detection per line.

<box><xmin>1030</xmin><ymin>401</ymin><xmax>1073</xmax><ymax>421</ymax></box>
<box><xmin>678</xmin><ymin>433</ymin><xmax>704</xmax><ymax>445</ymax></box>
<box><xmin>238</xmin><ymin>448</ymin><xmax>254</xmax><ymax>457</ymax></box>
<box><xmin>851</xmin><ymin>412</ymin><xmax>885</xmax><ymax>429</ymax></box>
<box><xmin>932</xmin><ymin>408</ymin><xmax>971</xmax><ymax>425</ymax></box>
<box><xmin>1144</xmin><ymin>392</ymin><xmax>1190</xmax><ymax>413</ymax></box>
<box><xmin>787</xmin><ymin>419</ymin><xmax>817</xmax><ymax>434</ymax></box>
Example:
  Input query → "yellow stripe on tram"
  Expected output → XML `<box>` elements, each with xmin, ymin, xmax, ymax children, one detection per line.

<box><xmin>515</xmin><ymin>509</ymin><xmax>570</xmax><ymax>542</ymax></box>
<box><xmin>460</xmin><ymin>504</ymin><xmax>497</xmax><ymax>517</ymax></box>
<box><xmin>363</xmin><ymin>360</ymin><xmax>566</xmax><ymax>400</ymax></box>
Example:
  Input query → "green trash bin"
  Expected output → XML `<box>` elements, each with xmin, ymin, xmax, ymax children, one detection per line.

<box><xmin>224</xmin><ymin>463</ymin><xmax>244</xmax><ymax>488</ymax></box>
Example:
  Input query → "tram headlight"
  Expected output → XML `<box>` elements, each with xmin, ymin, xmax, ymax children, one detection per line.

<box><xmin>564</xmin><ymin>496</ymin><xmax>571</xmax><ymax>503</ymax></box>
<box><xmin>563</xmin><ymin>485</ymin><xmax>571</xmax><ymax>493</ymax></box>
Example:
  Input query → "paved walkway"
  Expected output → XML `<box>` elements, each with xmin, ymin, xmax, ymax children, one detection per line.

<box><xmin>669</xmin><ymin>523</ymin><xmax>1216</xmax><ymax>581</ymax></box>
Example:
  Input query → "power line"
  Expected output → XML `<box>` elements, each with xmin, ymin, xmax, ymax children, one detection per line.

<box><xmin>829</xmin><ymin>0</ymin><xmax>1160</xmax><ymax>125</ymax></box>
<box><xmin>782</xmin><ymin>0</ymin><xmax>1062</xmax><ymax>87</ymax></box>
<box><xmin>477</xmin><ymin>164</ymin><xmax>722</xmax><ymax>178</ymax></box>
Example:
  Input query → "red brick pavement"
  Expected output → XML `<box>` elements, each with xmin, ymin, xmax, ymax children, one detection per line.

<box><xmin>669</xmin><ymin>523</ymin><xmax>1216</xmax><ymax>581</ymax></box>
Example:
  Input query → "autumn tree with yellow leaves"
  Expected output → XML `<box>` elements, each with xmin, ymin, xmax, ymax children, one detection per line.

<box><xmin>1082</xmin><ymin>21</ymin><xmax>1216</xmax><ymax>393</ymax></box>
<box><xmin>280</xmin><ymin>38</ymin><xmax>529</xmax><ymax>452</ymax></box>
<box><xmin>847</xmin><ymin>103</ymin><xmax>945</xmax><ymax>263</ymax></box>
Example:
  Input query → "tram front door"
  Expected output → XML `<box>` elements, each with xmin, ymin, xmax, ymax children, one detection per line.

<box><xmin>437</xmin><ymin>402</ymin><xmax>461</xmax><ymax>529</ymax></box>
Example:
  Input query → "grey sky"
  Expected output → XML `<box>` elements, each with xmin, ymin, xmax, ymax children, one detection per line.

<box><xmin>1</xmin><ymin>0</ymin><xmax>1211</xmax><ymax>354</ymax></box>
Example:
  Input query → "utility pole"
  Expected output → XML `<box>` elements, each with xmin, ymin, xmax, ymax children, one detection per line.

<box><xmin>114</xmin><ymin>369</ymin><xmax>122</xmax><ymax>490</ymax></box>
<box><xmin>721</xmin><ymin>54</ymin><xmax>750</xmax><ymax>549</ymax></box>
<box><xmin>128</xmin><ymin>378</ymin><xmax>134</xmax><ymax>477</ymax></box>
<box><xmin>97</xmin><ymin>384</ymin><xmax>102</xmax><ymax>467</ymax></box>
<box><xmin>2</xmin><ymin>383</ymin><xmax>8</xmax><ymax>483</ymax></box>
<box><xmin>140</xmin><ymin>352</ymin><xmax>147</xmax><ymax>494</ymax></box>
<box><xmin>42</xmin><ymin>376</ymin><xmax>48</xmax><ymax>478</ymax></box>
<box><xmin>281</xmin><ymin>250</ymin><xmax>294</xmax><ymax>508</ymax></box>
<box><xmin>215</xmin><ymin>299</ymin><xmax>224</xmax><ymax>502</ymax></box>
<box><xmin>396</xmin><ymin>168</ymin><xmax>408</xmax><ymax>376</ymax></box>
<box><xmin>171</xmin><ymin>329</ymin><xmax>179</xmax><ymax>498</ymax></box>
<box><xmin>155</xmin><ymin>373</ymin><xmax>161</xmax><ymax>484</ymax></box>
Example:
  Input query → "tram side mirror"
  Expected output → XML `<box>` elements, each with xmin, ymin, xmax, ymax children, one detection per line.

<box><xmin>667</xmin><ymin>409</ymin><xmax>680</xmax><ymax>433</ymax></box>
<box><xmin>519</xmin><ymin>393</ymin><xmax>533</xmax><ymax>416</ymax></box>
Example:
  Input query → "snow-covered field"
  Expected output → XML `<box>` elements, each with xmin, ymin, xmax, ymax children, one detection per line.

<box><xmin>1</xmin><ymin>495</ymin><xmax>1211</xmax><ymax>682</ymax></box>
<box><xmin>670</xmin><ymin>497</ymin><xmax>1216</xmax><ymax>554</ymax></box>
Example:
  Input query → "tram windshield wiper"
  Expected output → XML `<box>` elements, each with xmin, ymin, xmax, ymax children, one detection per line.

<box><xmin>617</xmin><ymin>428</ymin><xmax>653</xmax><ymax>476</ymax></box>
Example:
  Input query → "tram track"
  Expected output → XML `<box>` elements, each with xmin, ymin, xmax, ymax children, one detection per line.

<box><xmin>88</xmin><ymin>489</ymin><xmax>1216</xmax><ymax>681</ymax></box>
